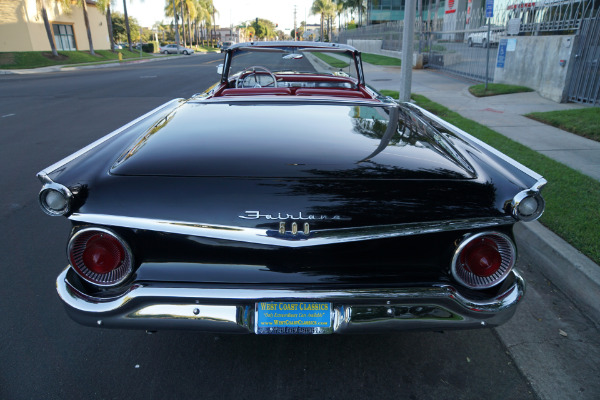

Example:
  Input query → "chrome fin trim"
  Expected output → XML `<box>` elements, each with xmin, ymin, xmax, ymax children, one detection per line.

<box><xmin>404</xmin><ymin>102</ymin><xmax>544</xmax><ymax>182</ymax></box>
<box><xmin>36</xmin><ymin>99</ymin><xmax>184</xmax><ymax>180</ymax></box>
<box><xmin>69</xmin><ymin>213</ymin><xmax>514</xmax><ymax>248</ymax></box>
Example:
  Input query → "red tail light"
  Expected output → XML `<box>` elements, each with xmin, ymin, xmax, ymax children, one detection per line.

<box><xmin>68</xmin><ymin>228</ymin><xmax>133</xmax><ymax>286</ymax></box>
<box><xmin>452</xmin><ymin>232</ymin><xmax>516</xmax><ymax>289</ymax></box>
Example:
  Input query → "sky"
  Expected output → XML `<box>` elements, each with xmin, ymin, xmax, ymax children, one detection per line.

<box><xmin>111</xmin><ymin>0</ymin><xmax>321</xmax><ymax>32</ymax></box>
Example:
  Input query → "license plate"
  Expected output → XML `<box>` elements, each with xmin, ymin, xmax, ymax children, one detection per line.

<box><xmin>256</xmin><ymin>302</ymin><xmax>332</xmax><ymax>334</ymax></box>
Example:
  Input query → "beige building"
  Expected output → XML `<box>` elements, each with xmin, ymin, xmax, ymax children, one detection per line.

<box><xmin>0</xmin><ymin>0</ymin><xmax>110</xmax><ymax>52</ymax></box>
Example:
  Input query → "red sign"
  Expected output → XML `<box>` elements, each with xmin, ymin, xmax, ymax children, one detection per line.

<box><xmin>446</xmin><ymin>0</ymin><xmax>457</xmax><ymax>14</ymax></box>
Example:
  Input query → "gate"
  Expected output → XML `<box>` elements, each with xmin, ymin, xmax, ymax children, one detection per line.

<box><xmin>425</xmin><ymin>9</ymin><xmax>503</xmax><ymax>83</ymax></box>
<box><xmin>568</xmin><ymin>12</ymin><xmax>600</xmax><ymax>105</ymax></box>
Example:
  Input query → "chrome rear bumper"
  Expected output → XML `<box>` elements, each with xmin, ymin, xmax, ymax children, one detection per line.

<box><xmin>56</xmin><ymin>267</ymin><xmax>525</xmax><ymax>334</ymax></box>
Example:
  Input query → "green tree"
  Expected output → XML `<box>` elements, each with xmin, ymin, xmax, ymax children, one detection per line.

<box><xmin>250</xmin><ymin>18</ymin><xmax>276</xmax><ymax>40</ymax></box>
<box><xmin>111</xmin><ymin>12</ymin><xmax>141</xmax><ymax>43</ymax></box>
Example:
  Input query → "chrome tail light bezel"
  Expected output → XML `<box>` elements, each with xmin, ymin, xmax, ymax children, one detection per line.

<box><xmin>38</xmin><ymin>182</ymin><xmax>73</xmax><ymax>216</ymax></box>
<box><xmin>451</xmin><ymin>231</ymin><xmax>517</xmax><ymax>290</ymax></box>
<box><xmin>67</xmin><ymin>227</ymin><xmax>134</xmax><ymax>287</ymax></box>
<box><xmin>511</xmin><ymin>178</ymin><xmax>547</xmax><ymax>222</ymax></box>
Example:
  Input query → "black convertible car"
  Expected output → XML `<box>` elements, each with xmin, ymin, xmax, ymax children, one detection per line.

<box><xmin>38</xmin><ymin>42</ymin><xmax>546</xmax><ymax>334</ymax></box>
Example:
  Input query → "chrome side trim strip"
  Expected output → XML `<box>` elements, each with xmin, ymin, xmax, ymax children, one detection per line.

<box><xmin>36</xmin><ymin>99</ymin><xmax>184</xmax><ymax>180</ymax></box>
<box><xmin>69</xmin><ymin>213</ymin><xmax>513</xmax><ymax>248</ymax></box>
<box><xmin>405</xmin><ymin>103</ymin><xmax>544</xmax><ymax>182</ymax></box>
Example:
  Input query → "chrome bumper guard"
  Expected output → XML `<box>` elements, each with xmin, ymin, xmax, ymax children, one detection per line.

<box><xmin>56</xmin><ymin>268</ymin><xmax>525</xmax><ymax>333</ymax></box>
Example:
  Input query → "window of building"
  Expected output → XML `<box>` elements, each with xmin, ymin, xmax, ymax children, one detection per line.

<box><xmin>53</xmin><ymin>24</ymin><xmax>76</xmax><ymax>51</ymax></box>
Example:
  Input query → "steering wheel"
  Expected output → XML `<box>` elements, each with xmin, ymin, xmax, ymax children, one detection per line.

<box><xmin>235</xmin><ymin>66</ymin><xmax>278</xmax><ymax>88</ymax></box>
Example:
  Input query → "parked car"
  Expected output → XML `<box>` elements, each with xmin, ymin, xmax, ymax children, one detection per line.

<box><xmin>159</xmin><ymin>44</ymin><xmax>194</xmax><ymax>55</ymax></box>
<box><xmin>38</xmin><ymin>42</ymin><xmax>546</xmax><ymax>335</ymax></box>
<box><xmin>220</xmin><ymin>41</ymin><xmax>234</xmax><ymax>53</ymax></box>
<box><xmin>466</xmin><ymin>25</ymin><xmax>506</xmax><ymax>47</ymax></box>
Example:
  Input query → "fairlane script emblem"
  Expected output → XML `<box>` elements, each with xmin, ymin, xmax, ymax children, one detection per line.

<box><xmin>239</xmin><ymin>211</ymin><xmax>350</xmax><ymax>221</ymax></box>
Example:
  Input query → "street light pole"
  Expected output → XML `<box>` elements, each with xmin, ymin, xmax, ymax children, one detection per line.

<box><xmin>400</xmin><ymin>0</ymin><xmax>416</xmax><ymax>102</ymax></box>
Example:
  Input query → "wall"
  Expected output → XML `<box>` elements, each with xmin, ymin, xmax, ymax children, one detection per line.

<box><xmin>0</xmin><ymin>0</ymin><xmax>110</xmax><ymax>52</ymax></box>
<box><xmin>493</xmin><ymin>35</ymin><xmax>577</xmax><ymax>103</ymax></box>
<box><xmin>0</xmin><ymin>0</ymin><xmax>34</xmax><ymax>51</ymax></box>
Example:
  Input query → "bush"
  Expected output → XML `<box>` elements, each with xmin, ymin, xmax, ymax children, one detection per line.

<box><xmin>141</xmin><ymin>43</ymin><xmax>154</xmax><ymax>53</ymax></box>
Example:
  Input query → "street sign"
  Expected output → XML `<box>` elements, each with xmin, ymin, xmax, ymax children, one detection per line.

<box><xmin>486</xmin><ymin>0</ymin><xmax>494</xmax><ymax>18</ymax></box>
<box><xmin>497</xmin><ymin>39</ymin><xmax>508</xmax><ymax>68</ymax></box>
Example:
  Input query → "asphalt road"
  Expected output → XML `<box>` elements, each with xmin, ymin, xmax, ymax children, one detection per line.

<box><xmin>0</xmin><ymin>54</ymin><xmax>560</xmax><ymax>400</ymax></box>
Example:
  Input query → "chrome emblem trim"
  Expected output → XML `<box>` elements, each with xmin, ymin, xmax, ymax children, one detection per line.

<box><xmin>68</xmin><ymin>214</ymin><xmax>514</xmax><ymax>248</ymax></box>
<box><xmin>239</xmin><ymin>210</ymin><xmax>349</xmax><ymax>221</ymax></box>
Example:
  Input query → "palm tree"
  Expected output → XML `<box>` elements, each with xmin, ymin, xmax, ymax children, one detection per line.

<box><xmin>165</xmin><ymin>0</ymin><xmax>181</xmax><ymax>51</ymax></box>
<box><xmin>345</xmin><ymin>0</ymin><xmax>365</xmax><ymax>26</ymax></box>
<box><xmin>209</xmin><ymin>1</ymin><xmax>218</xmax><ymax>46</ymax></box>
<box><xmin>311</xmin><ymin>0</ymin><xmax>332</xmax><ymax>41</ymax></box>
<box><xmin>122</xmin><ymin>1</ymin><xmax>134</xmax><ymax>51</ymax></box>
<box><xmin>74</xmin><ymin>0</ymin><xmax>96</xmax><ymax>55</ymax></box>
<box><xmin>38</xmin><ymin>0</ymin><xmax>65</xmax><ymax>57</ymax></box>
<box><xmin>335</xmin><ymin>0</ymin><xmax>345</xmax><ymax>32</ymax></box>
<box><xmin>192</xmin><ymin>0</ymin><xmax>210</xmax><ymax>45</ymax></box>
<box><xmin>96</xmin><ymin>0</ymin><xmax>116</xmax><ymax>51</ymax></box>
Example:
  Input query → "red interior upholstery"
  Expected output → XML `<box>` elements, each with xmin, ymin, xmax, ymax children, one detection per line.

<box><xmin>221</xmin><ymin>88</ymin><xmax>292</xmax><ymax>96</ymax></box>
<box><xmin>294</xmin><ymin>88</ymin><xmax>367</xmax><ymax>98</ymax></box>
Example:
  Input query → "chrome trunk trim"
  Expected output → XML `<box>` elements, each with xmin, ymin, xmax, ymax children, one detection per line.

<box><xmin>69</xmin><ymin>213</ymin><xmax>514</xmax><ymax>248</ymax></box>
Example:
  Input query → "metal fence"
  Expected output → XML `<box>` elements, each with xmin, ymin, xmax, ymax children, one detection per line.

<box><xmin>567</xmin><ymin>8</ymin><xmax>600</xmax><ymax>105</ymax></box>
<box><xmin>338</xmin><ymin>0</ymin><xmax>600</xmax><ymax>85</ymax></box>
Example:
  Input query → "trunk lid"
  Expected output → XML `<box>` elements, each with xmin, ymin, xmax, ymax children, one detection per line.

<box><xmin>109</xmin><ymin>102</ymin><xmax>476</xmax><ymax>181</ymax></box>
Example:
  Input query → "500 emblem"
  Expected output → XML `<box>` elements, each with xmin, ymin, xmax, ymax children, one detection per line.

<box><xmin>279</xmin><ymin>221</ymin><xmax>310</xmax><ymax>235</ymax></box>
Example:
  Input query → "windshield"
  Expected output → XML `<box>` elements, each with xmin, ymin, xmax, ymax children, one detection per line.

<box><xmin>229</xmin><ymin>47</ymin><xmax>359</xmax><ymax>80</ymax></box>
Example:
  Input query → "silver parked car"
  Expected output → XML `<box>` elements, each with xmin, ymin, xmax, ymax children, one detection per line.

<box><xmin>159</xmin><ymin>44</ymin><xmax>195</xmax><ymax>55</ymax></box>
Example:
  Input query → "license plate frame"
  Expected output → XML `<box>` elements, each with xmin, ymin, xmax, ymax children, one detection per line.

<box><xmin>255</xmin><ymin>302</ymin><xmax>333</xmax><ymax>334</ymax></box>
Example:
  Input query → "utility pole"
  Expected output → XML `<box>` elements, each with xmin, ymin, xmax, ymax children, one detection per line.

<box><xmin>400</xmin><ymin>0</ymin><xmax>416</xmax><ymax>102</ymax></box>
<box><xmin>294</xmin><ymin>5</ymin><xmax>297</xmax><ymax>41</ymax></box>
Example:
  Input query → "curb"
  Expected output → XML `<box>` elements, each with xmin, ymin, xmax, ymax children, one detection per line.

<box><xmin>514</xmin><ymin>221</ymin><xmax>600</xmax><ymax>328</ymax></box>
<box><xmin>0</xmin><ymin>53</ymin><xmax>201</xmax><ymax>75</ymax></box>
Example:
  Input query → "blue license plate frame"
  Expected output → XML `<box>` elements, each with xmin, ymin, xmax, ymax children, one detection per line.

<box><xmin>255</xmin><ymin>302</ymin><xmax>333</xmax><ymax>334</ymax></box>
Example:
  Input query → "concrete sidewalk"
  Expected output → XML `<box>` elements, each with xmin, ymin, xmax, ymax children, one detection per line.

<box><xmin>365</xmin><ymin>64</ymin><xmax>600</xmax><ymax>182</ymax></box>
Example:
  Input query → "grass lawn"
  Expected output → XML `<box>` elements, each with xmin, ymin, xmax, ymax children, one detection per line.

<box><xmin>468</xmin><ymin>83</ymin><xmax>534</xmax><ymax>97</ymax></box>
<box><xmin>362</xmin><ymin>53</ymin><xmax>401</xmax><ymax>66</ymax></box>
<box><xmin>197</xmin><ymin>45</ymin><xmax>220</xmax><ymax>53</ymax></box>
<box><xmin>312</xmin><ymin>52</ymin><xmax>350</xmax><ymax>68</ymax></box>
<box><xmin>525</xmin><ymin>108</ymin><xmax>600</xmax><ymax>142</ymax></box>
<box><xmin>380</xmin><ymin>89</ymin><xmax>600</xmax><ymax>265</ymax></box>
<box><xmin>0</xmin><ymin>50</ymin><xmax>154</xmax><ymax>69</ymax></box>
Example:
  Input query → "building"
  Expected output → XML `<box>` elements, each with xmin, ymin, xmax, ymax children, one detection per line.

<box><xmin>0</xmin><ymin>0</ymin><xmax>110</xmax><ymax>52</ymax></box>
<box><xmin>214</xmin><ymin>26</ymin><xmax>241</xmax><ymax>43</ymax></box>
